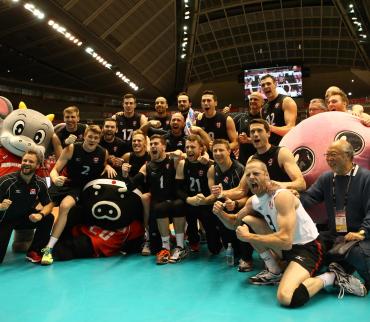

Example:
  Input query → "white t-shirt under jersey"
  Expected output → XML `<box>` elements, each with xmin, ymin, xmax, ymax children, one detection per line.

<box><xmin>251</xmin><ymin>189</ymin><xmax>318</xmax><ymax>245</ymax></box>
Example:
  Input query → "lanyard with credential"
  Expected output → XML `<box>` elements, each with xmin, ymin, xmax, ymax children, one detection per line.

<box><xmin>332</xmin><ymin>166</ymin><xmax>355</xmax><ymax>233</ymax></box>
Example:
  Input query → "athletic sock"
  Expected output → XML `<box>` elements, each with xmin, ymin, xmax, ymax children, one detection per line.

<box><xmin>46</xmin><ymin>236</ymin><xmax>58</xmax><ymax>249</ymax></box>
<box><xmin>175</xmin><ymin>233</ymin><xmax>185</xmax><ymax>249</ymax></box>
<box><xmin>161</xmin><ymin>236</ymin><xmax>170</xmax><ymax>250</ymax></box>
<box><xmin>260</xmin><ymin>250</ymin><xmax>281</xmax><ymax>274</ymax></box>
<box><xmin>318</xmin><ymin>272</ymin><xmax>336</xmax><ymax>287</ymax></box>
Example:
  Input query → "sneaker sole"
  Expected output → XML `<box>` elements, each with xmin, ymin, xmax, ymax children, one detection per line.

<box><xmin>40</xmin><ymin>261</ymin><xmax>53</xmax><ymax>265</ymax></box>
<box><xmin>25</xmin><ymin>257</ymin><xmax>41</xmax><ymax>264</ymax></box>
<box><xmin>156</xmin><ymin>261</ymin><xmax>169</xmax><ymax>265</ymax></box>
<box><xmin>249</xmin><ymin>280</ymin><xmax>280</xmax><ymax>285</ymax></box>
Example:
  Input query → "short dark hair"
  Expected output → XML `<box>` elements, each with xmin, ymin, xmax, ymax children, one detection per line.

<box><xmin>177</xmin><ymin>92</ymin><xmax>191</xmax><ymax>102</ymax></box>
<box><xmin>123</xmin><ymin>93</ymin><xmax>136</xmax><ymax>102</ymax></box>
<box><xmin>150</xmin><ymin>134</ymin><xmax>166</xmax><ymax>145</ymax></box>
<box><xmin>212</xmin><ymin>139</ymin><xmax>230</xmax><ymax>151</ymax></box>
<box><xmin>202</xmin><ymin>90</ymin><xmax>217</xmax><ymax>101</ymax></box>
<box><xmin>260</xmin><ymin>74</ymin><xmax>276</xmax><ymax>83</ymax></box>
<box><xmin>249</xmin><ymin>118</ymin><xmax>270</xmax><ymax>133</ymax></box>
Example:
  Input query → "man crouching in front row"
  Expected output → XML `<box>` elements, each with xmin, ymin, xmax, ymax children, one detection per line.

<box><xmin>213</xmin><ymin>159</ymin><xmax>366</xmax><ymax>308</ymax></box>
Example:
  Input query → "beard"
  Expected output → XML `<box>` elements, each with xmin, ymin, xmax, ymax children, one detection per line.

<box><xmin>21</xmin><ymin>164</ymin><xmax>35</xmax><ymax>175</ymax></box>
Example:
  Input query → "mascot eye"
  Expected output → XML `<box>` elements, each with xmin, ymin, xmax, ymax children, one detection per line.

<box><xmin>94</xmin><ymin>191</ymin><xmax>99</xmax><ymax>196</ymax></box>
<box><xmin>293</xmin><ymin>147</ymin><xmax>315</xmax><ymax>175</ymax></box>
<box><xmin>34</xmin><ymin>130</ymin><xmax>46</xmax><ymax>144</ymax></box>
<box><xmin>12</xmin><ymin>120</ymin><xmax>25</xmax><ymax>135</ymax></box>
<box><xmin>335</xmin><ymin>131</ymin><xmax>365</xmax><ymax>155</ymax></box>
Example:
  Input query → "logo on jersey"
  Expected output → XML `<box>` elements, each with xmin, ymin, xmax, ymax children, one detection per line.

<box><xmin>75</xmin><ymin>158</ymin><xmax>81</xmax><ymax>162</ymax></box>
<box><xmin>93</xmin><ymin>157</ymin><xmax>100</xmax><ymax>163</ymax></box>
<box><xmin>166</xmin><ymin>163</ymin><xmax>170</xmax><ymax>169</ymax></box>
<box><xmin>223</xmin><ymin>176</ymin><xmax>229</xmax><ymax>184</ymax></box>
<box><xmin>268</xmin><ymin>158</ymin><xmax>273</xmax><ymax>166</ymax></box>
<box><xmin>294</xmin><ymin>256</ymin><xmax>305</xmax><ymax>262</ymax></box>
<box><xmin>133</xmin><ymin>121</ymin><xmax>137</xmax><ymax>126</ymax></box>
<box><xmin>274</xmin><ymin>103</ymin><xmax>280</xmax><ymax>109</ymax></box>
<box><xmin>199</xmin><ymin>170</ymin><xmax>204</xmax><ymax>176</ymax></box>
<box><xmin>29</xmin><ymin>188</ymin><xmax>36</xmax><ymax>195</ymax></box>
<box><xmin>268</xmin><ymin>200</ymin><xmax>274</xmax><ymax>209</ymax></box>
<box><xmin>113</xmin><ymin>147</ymin><xmax>118</xmax><ymax>152</ymax></box>
<box><xmin>216</xmin><ymin>122</ymin><xmax>221</xmax><ymax>128</ymax></box>
<box><xmin>15</xmin><ymin>189</ymin><xmax>21</xmax><ymax>194</ymax></box>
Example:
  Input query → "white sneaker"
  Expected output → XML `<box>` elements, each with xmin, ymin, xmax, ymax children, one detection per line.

<box><xmin>169</xmin><ymin>247</ymin><xmax>188</xmax><ymax>263</ymax></box>
<box><xmin>329</xmin><ymin>262</ymin><xmax>367</xmax><ymax>298</ymax></box>
<box><xmin>141</xmin><ymin>241</ymin><xmax>151</xmax><ymax>256</ymax></box>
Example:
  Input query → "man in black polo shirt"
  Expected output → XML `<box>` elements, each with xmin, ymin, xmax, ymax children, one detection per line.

<box><xmin>0</xmin><ymin>150</ymin><xmax>54</xmax><ymax>264</ymax></box>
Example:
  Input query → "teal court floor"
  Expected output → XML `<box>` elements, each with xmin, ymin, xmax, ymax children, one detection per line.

<box><xmin>0</xmin><ymin>244</ymin><xmax>369</xmax><ymax>322</ymax></box>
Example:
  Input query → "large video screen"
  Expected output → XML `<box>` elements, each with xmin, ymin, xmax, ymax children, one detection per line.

<box><xmin>244</xmin><ymin>65</ymin><xmax>302</xmax><ymax>99</ymax></box>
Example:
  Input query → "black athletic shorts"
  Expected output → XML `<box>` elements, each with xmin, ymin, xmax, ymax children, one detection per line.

<box><xmin>48</xmin><ymin>184</ymin><xmax>81</xmax><ymax>205</ymax></box>
<box><xmin>282</xmin><ymin>237</ymin><xmax>324</xmax><ymax>276</ymax></box>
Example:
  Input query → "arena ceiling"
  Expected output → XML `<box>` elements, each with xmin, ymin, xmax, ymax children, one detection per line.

<box><xmin>0</xmin><ymin>0</ymin><xmax>369</xmax><ymax>101</ymax></box>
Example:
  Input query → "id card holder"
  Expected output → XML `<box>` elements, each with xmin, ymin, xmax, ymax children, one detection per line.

<box><xmin>335</xmin><ymin>209</ymin><xmax>348</xmax><ymax>233</ymax></box>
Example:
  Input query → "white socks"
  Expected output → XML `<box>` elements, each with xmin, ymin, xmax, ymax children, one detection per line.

<box><xmin>260</xmin><ymin>250</ymin><xmax>282</xmax><ymax>274</ymax></box>
<box><xmin>318</xmin><ymin>272</ymin><xmax>335</xmax><ymax>287</ymax></box>
<box><xmin>161</xmin><ymin>236</ymin><xmax>170</xmax><ymax>250</ymax></box>
<box><xmin>46</xmin><ymin>236</ymin><xmax>58</xmax><ymax>249</ymax></box>
<box><xmin>176</xmin><ymin>233</ymin><xmax>185</xmax><ymax>249</ymax></box>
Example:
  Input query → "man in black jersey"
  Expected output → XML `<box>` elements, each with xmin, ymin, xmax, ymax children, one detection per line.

<box><xmin>236</xmin><ymin>92</ymin><xmax>264</xmax><ymax>165</ymax></box>
<box><xmin>221</xmin><ymin>119</ymin><xmax>306</xmax><ymax>201</ymax></box>
<box><xmin>113</xmin><ymin>93</ymin><xmax>147</xmax><ymax>148</ymax></box>
<box><xmin>260</xmin><ymin>74</ymin><xmax>297</xmax><ymax>146</ymax></box>
<box><xmin>100</xmin><ymin>118</ymin><xmax>128</xmax><ymax>171</ymax></box>
<box><xmin>196</xmin><ymin>90</ymin><xmax>238</xmax><ymax>151</ymax></box>
<box><xmin>122</xmin><ymin>130</ymin><xmax>151</xmax><ymax>255</ymax></box>
<box><xmin>176</xmin><ymin>135</ymin><xmax>222</xmax><ymax>254</ymax></box>
<box><xmin>41</xmin><ymin>125</ymin><xmax>117</xmax><ymax>265</ymax></box>
<box><xmin>0</xmin><ymin>150</ymin><xmax>54</xmax><ymax>264</ymax></box>
<box><xmin>124</xmin><ymin>135</ymin><xmax>187</xmax><ymax>264</ymax></box>
<box><xmin>52</xmin><ymin>106</ymin><xmax>87</xmax><ymax>158</ymax></box>
<box><xmin>197</xmin><ymin>139</ymin><xmax>253</xmax><ymax>269</ymax></box>
<box><xmin>122</xmin><ymin>130</ymin><xmax>150</xmax><ymax>178</ymax></box>
<box><xmin>149</xmin><ymin>96</ymin><xmax>170</xmax><ymax>130</ymax></box>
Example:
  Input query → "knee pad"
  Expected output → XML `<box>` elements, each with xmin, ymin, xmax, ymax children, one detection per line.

<box><xmin>289</xmin><ymin>283</ymin><xmax>310</xmax><ymax>308</ymax></box>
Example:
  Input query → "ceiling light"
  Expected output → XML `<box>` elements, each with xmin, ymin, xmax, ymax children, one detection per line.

<box><xmin>77</xmin><ymin>41</ymin><xmax>82</xmax><ymax>46</ymax></box>
<box><xmin>48</xmin><ymin>20</ymin><xmax>54</xmax><ymax>26</ymax></box>
<box><xmin>181</xmin><ymin>54</ymin><xmax>186</xmax><ymax>59</ymax></box>
<box><xmin>351</xmin><ymin>79</ymin><xmax>354</xmax><ymax>82</ymax></box>
<box><xmin>352</xmin><ymin>17</ymin><xmax>357</xmax><ymax>20</ymax></box>
<box><xmin>348</xmin><ymin>92</ymin><xmax>352</xmax><ymax>96</ymax></box>
<box><xmin>183</xmin><ymin>26</ymin><xmax>188</xmax><ymax>30</ymax></box>
<box><xmin>185</xmin><ymin>16</ymin><xmax>190</xmax><ymax>20</ymax></box>
<box><xmin>349</xmin><ymin>4</ymin><xmax>353</xmax><ymax>8</ymax></box>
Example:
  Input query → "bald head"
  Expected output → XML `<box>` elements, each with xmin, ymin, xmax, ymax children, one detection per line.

<box><xmin>248</xmin><ymin>92</ymin><xmax>264</xmax><ymax>115</ymax></box>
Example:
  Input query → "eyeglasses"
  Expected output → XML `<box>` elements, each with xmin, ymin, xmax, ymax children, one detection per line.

<box><xmin>324</xmin><ymin>152</ymin><xmax>346</xmax><ymax>158</ymax></box>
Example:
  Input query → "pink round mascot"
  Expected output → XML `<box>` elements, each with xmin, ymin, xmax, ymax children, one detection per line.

<box><xmin>280</xmin><ymin>111</ymin><xmax>370</xmax><ymax>223</ymax></box>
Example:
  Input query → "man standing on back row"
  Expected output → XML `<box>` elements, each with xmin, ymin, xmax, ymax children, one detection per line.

<box><xmin>260</xmin><ymin>74</ymin><xmax>297</xmax><ymax>145</ymax></box>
